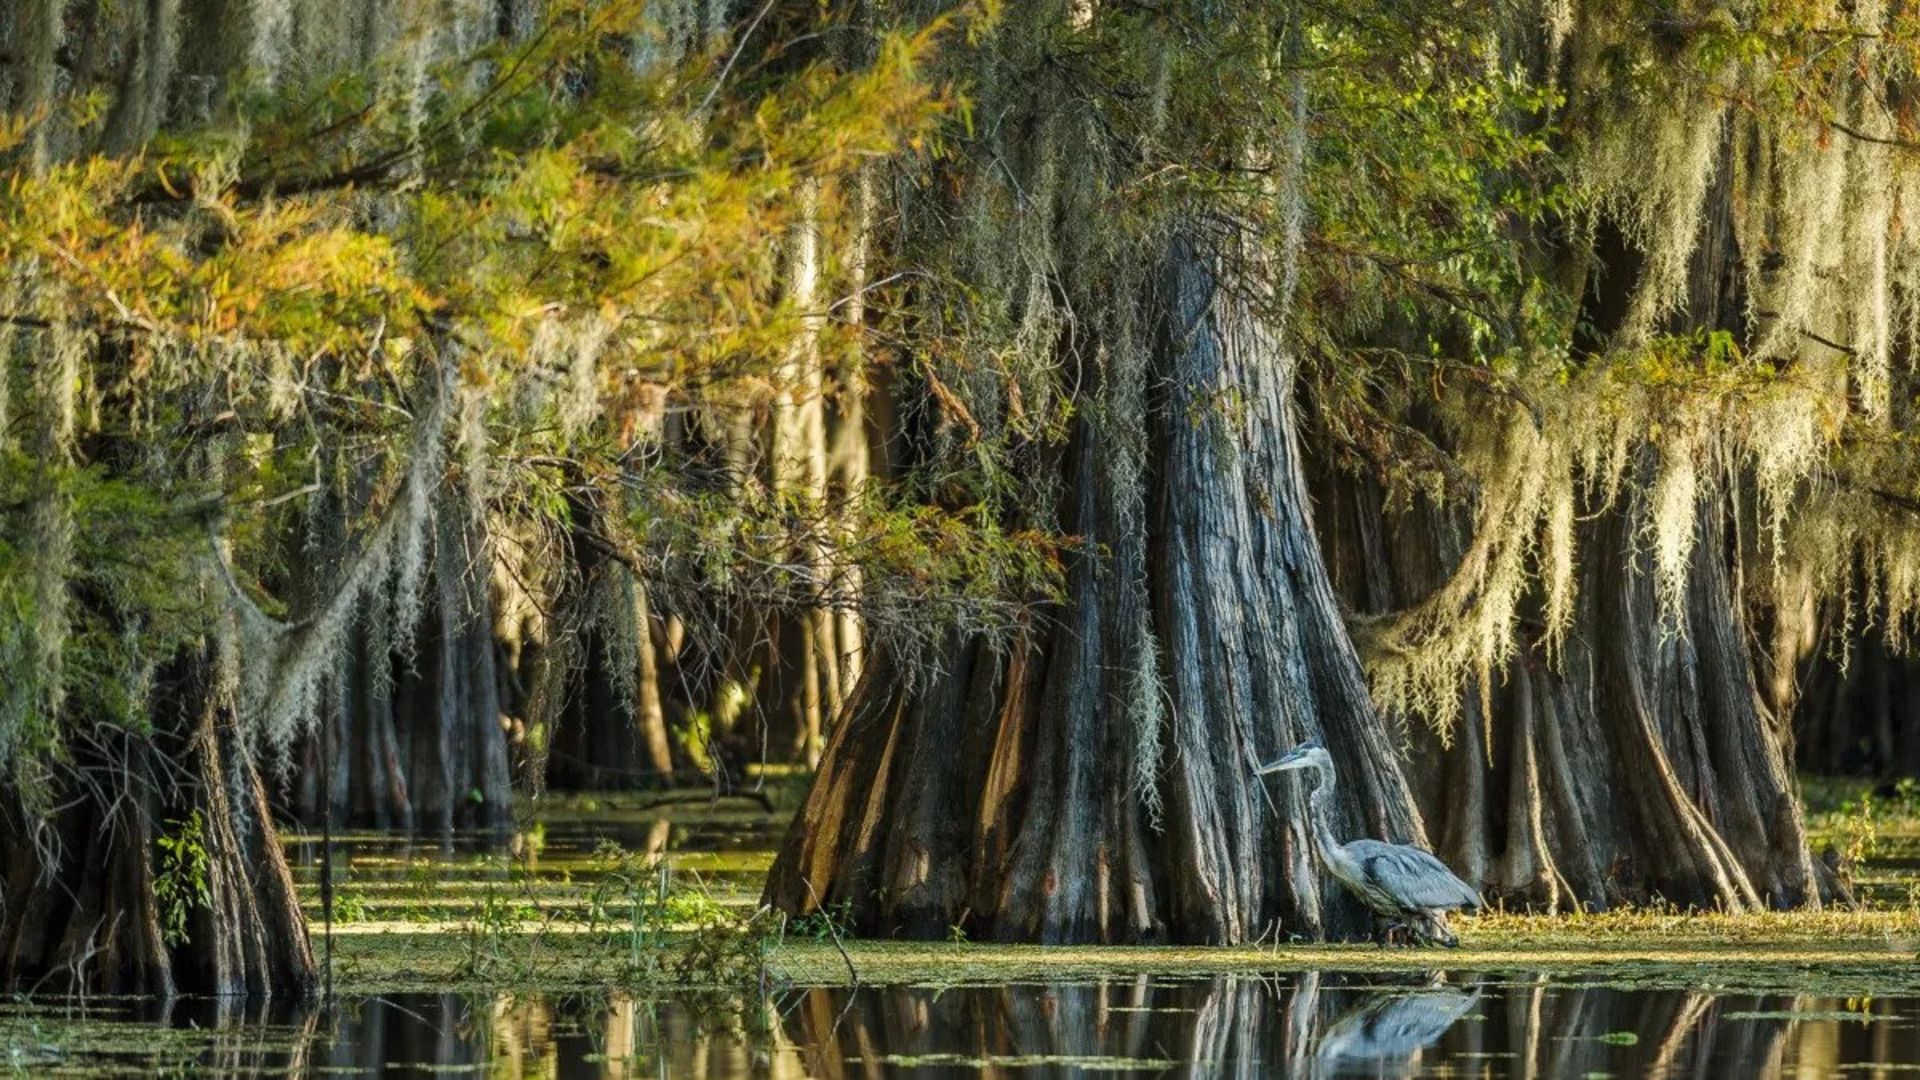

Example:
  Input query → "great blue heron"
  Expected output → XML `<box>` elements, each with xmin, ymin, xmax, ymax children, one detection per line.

<box><xmin>1257</xmin><ymin>738</ymin><xmax>1482</xmax><ymax>945</ymax></box>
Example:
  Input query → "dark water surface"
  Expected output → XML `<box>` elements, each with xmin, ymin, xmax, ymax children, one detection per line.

<box><xmin>9</xmin><ymin>972</ymin><xmax>1920</xmax><ymax>1076</ymax></box>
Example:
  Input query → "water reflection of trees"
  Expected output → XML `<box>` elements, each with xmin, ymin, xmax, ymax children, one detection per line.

<box><xmin>305</xmin><ymin>991</ymin><xmax>793</xmax><ymax>1078</ymax></box>
<box><xmin>776</xmin><ymin>975</ymin><xmax>1918</xmax><ymax>1079</ymax></box>
<box><xmin>119</xmin><ymin>975</ymin><xmax>1917</xmax><ymax>1076</ymax></box>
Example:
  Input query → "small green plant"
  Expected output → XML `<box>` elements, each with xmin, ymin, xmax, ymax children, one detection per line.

<box><xmin>673</xmin><ymin>904</ymin><xmax>780</xmax><ymax>989</ymax></box>
<box><xmin>331</xmin><ymin>887</ymin><xmax>371</xmax><ymax>924</ymax></box>
<box><xmin>789</xmin><ymin>900</ymin><xmax>855</xmax><ymax>943</ymax></box>
<box><xmin>1889</xmin><ymin>778</ymin><xmax>1920</xmax><ymax>819</ymax></box>
<box><xmin>446</xmin><ymin>853</ymin><xmax>551</xmax><ymax>983</ymax></box>
<box><xmin>582</xmin><ymin>840</ymin><xmax>779</xmax><ymax>988</ymax></box>
<box><xmin>1838</xmin><ymin>792</ymin><xmax>1883</xmax><ymax>869</ymax></box>
<box><xmin>153</xmin><ymin>810</ymin><xmax>212</xmax><ymax>947</ymax></box>
<box><xmin>402</xmin><ymin>859</ymin><xmax>438</xmax><ymax>923</ymax></box>
<box><xmin>947</xmin><ymin>923</ymin><xmax>969</xmax><ymax>944</ymax></box>
<box><xmin>454</xmin><ymin>881</ymin><xmax>528</xmax><ymax>982</ymax></box>
<box><xmin>584</xmin><ymin>841</ymin><xmax>673</xmax><ymax>981</ymax></box>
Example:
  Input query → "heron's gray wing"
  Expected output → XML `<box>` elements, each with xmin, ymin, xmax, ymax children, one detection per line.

<box><xmin>1345</xmin><ymin>839</ymin><xmax>1483</xmax><ymax>911</ymax></box>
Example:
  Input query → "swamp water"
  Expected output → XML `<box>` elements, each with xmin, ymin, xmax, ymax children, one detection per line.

<box><xmin>7</xmin><ymin>802</ymin><xmax>1919</xmax><ymax>1077</ymax></box>
<box><xmin>10</xmin><ymin>974</ymin><xmax>1920</xmax><ymax>1076</ymax></box>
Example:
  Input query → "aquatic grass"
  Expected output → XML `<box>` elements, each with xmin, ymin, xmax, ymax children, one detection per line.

<box><xmin>1805</xmin><ymin>775</ymin><xmax>1920</xmax><ymax>839</ymax></box>
<box><xmin>265</xmin><ymin>789</ymin><xmax>1920</xmax><ymax>1009</ymax></box>
<box><xmin>1468</xmin><ymin>904</ymin><xmax>1920</xmax><ymax>944</ymax></box>
<box><xmin>302</xmin><ymin>908</ymin><xmax>1920</xmax><ymax>998</ymax></box>
<box><xmin>301</xmin><ymin>839</ymin><xmax>791</xmax><ymax>995</ymax></box>
<box><xmin>0</xmin><ymin>1001</ymin><xmax>320</xmax><ymax>1076</ymax></box>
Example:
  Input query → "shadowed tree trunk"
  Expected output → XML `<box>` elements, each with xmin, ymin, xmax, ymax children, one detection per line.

<box><xmin>1317</xmin><ymin>141</ymin><xmax>1829</xmax><ymax>912</ymax></box>
<box><xmin>766</xmin><ymin>233</ymin><xmax>1427</xmax><ymax>943</ymax></box>
<box><xmin>1574</xmin><ymin>467</ymin><xmax>1817</xmax><ymax>910</ymax></box>
<box><xmin>536</xmin><ymin>483</ymin><xmax>709</xmax><ymax>793</ymax></box>
<box><xmin>1790</xmin><ymin>588</ymin><xmax>1920</xmax><ymax>779</ymax></box>
<box><xmin>1324</xmin><ymin>446</ymin><xmax>1830</xmax><ymax>913</ymax></box>
<box><xmin>1</xmin><ymin>641</ymin><xmax>315</xmax><ymax>997</ymax></box>
<box><xmin>290</xmin><ymin>495</ymin><xmax>512</xmax><ymax>832</ymax></box>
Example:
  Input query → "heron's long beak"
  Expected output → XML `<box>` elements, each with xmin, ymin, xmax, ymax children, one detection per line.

<box><xmin>1253</xmin><ymin>757</ymin><xmax>1291</xmax><ymax>775</ymax></box>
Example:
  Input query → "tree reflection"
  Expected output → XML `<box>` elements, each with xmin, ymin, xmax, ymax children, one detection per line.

<box><xmin>55</xmin><ymin>972</ymin><xmax>1911</xmax><ymax>1076</ymax></box>
<box><xmin>775</xmin><ymin>973</ymin><xmax>1905</xmax><ymax>1079</ymax></box>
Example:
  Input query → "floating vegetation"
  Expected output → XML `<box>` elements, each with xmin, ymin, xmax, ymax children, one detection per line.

<box><xmin>849</xmin><ymin>1053</ymin><xmax>1184</xmax><ymax>1069</ymax></box>
<box><xmin>1724</xmin><ymin>1010</ymin><xmax>1891</xmax><ymax>1023</ymax></box>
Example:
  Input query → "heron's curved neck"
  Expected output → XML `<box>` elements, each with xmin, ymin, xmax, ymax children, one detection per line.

<box><xmin>1303</xmin><ymin>760</ymin><xmax>1344</xmax><ymax>862</ymax></box>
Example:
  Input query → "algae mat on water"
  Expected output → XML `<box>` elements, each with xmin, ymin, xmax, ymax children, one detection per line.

<box><xmin>322</xmin><ymin>908</ymin><xmax>1920</xmax><ymax>996</ymax></box>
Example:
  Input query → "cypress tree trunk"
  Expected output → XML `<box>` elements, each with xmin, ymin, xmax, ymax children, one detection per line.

<box><xmin>769</xmin><ymin>182</ymin><xmax>841</xmax><ymax>766</ymax></box>
<box><xmin>1791</xmin><ymin>613</ymin><xmax>1920</xmax><ymax>779</ymax></box>
<box><xmin>1</xmin><ymin>642</ymin><xmax>315</xmax><ymax>997</ymax></box>
<box><xmin>1573</xmin><ymin>470</ymin><xmax>1816</xmax><ymax>910</ymax></box>
<box><xmin>766</xmin><ymin>233</ymin><xmax>1428</xmax><ymax>943</ymax></box>
<box><xmin>1154</xmin><ymin>235</ymin><xmax>1425</xmax><ymax>939</ymax></box>
<box><xmin>827</xmin><ymin>167</ymin><xmax>876</xmax><ymax>711</ymax></box>
<box><xmin>1319</xmin><ymin>144</ymin><xmax>1832</xmax><ymax>912</ymax></box>
<box><xmin>1329</xmin><ymin>463</ymin><xmax>1830</xmax><ymax>915</ymax></box>
<box><xmin>1557</xmin><ymin>157</ymin><xmax>1826</xmax><ymax>908</ymax></box>
<box><xmin>539</xmin><ymin>500</ymin><xmax>700</xmax><ymax>792</ymax></box>
<box><xmin>290</xmin><ymin>496</ymin><xmax>512</xmax><ymax>832</ymax></box>
<box><xmin>629</xmin><ymin>582</ymin><xmax>678</xmax><ymax>777</ymax></box>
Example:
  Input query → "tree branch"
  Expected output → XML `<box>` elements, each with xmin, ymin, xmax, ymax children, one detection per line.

<box><xmin>1827</xmin><ymin>119</ymin><xmax>1920</xmax><ymax>153</ymax></box>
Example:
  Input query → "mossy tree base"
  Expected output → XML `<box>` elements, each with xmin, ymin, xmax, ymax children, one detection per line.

<box><xmin>765</xmin><ymin>235</ymin><xmax>1424</xmax><ymax>945</ymax></box>
<box><xmin>0</xmin><ymin>644</ymin><xmax>315</xmax><ymax>998</ymax></box>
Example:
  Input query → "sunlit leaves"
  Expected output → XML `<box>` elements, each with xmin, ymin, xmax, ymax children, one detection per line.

<box><xmin>0</xmin><ymin>0</ymin><xmax>976</xmax><ymax>773</ymax></box>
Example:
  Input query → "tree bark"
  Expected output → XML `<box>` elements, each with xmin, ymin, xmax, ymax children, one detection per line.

<box><xmin>1317</xmin><ymin>143</ymin><xmax>1832</xmax><ymax>911</ymax></box>
<box><xmin>1153</xmin><ymin>233</ymin><xmax>1426</xmax><ymax>941</ymax></box>
<box><xmin>539</xmin><ymin>499</ymin><xmax>707</xmax><ymax>792</ymax></box>
<box><xmin>1</xmin><ymin>641</ymin><xmax>315</xmax><ymax>997</ymax></box>
<box><xmin>766</xmin><ymin>233</ymin><xmax>1427</xmax><ymax>943</ymax></box>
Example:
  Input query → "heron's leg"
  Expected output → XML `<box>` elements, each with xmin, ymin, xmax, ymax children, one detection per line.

<box><xmin>1373</xmin><ymin>914</ymin><xmax>1406</xmax><ymax>947</ymax></box>
<box><xmin>1417</xmin><ymin>911</ymin><xmax>1459</xmax><ymax>948</ymax></box>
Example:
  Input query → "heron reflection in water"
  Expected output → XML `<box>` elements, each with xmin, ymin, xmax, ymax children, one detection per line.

<box><xmin>1314</xmin><ymin>982</ymin><xmax>1483</xmax><ymax>1075</ymax></box>
<box><xmin>1257</xmin><ymin>739</ymin><xmax>1483</xmax><ymax>945</ymax></box>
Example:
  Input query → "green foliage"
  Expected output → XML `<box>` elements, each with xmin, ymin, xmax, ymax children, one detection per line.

<box><xmin>606</xmin><ymin>473</ymin><xmax>1067</xmax><ymax>654</ymax></box>
<box><xmin>788</xmin><ymin>901</ymin><xmax>855</xmax><ymax>943</ymax></box>
<box><xmin>331</xmin><ymin>887</ymin><xmax>373</xmax><ymax>926</ymax></box>
<box><xmin>153</xmin><ymin>810</ymin><xmax>212</xmax><ymax>948</ymax></box>
<box><xmin>1824</xmin><ymin>780</ymin><xmax>1920</xmax><ymax>870</ymax></box>
<box><xmin>576</xmin><ymin>840</ymin><xmax>779</xmax><ymax>988</ymax></box>
<box><xmin>0</xmin><ymin>0</ymin><xmax>1010</xmax><ymax>795</ymax></box>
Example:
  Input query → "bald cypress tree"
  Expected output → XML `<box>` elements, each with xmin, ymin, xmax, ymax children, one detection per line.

<box><xmin>770</xmin><ymin>0</ymin><xmax>1915</xmax><ymax>937</ymax></box>
<box><xmin>0</xmin><ymin>0</ymin><xmax>950</xmax><ymax>993</ymax></box>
